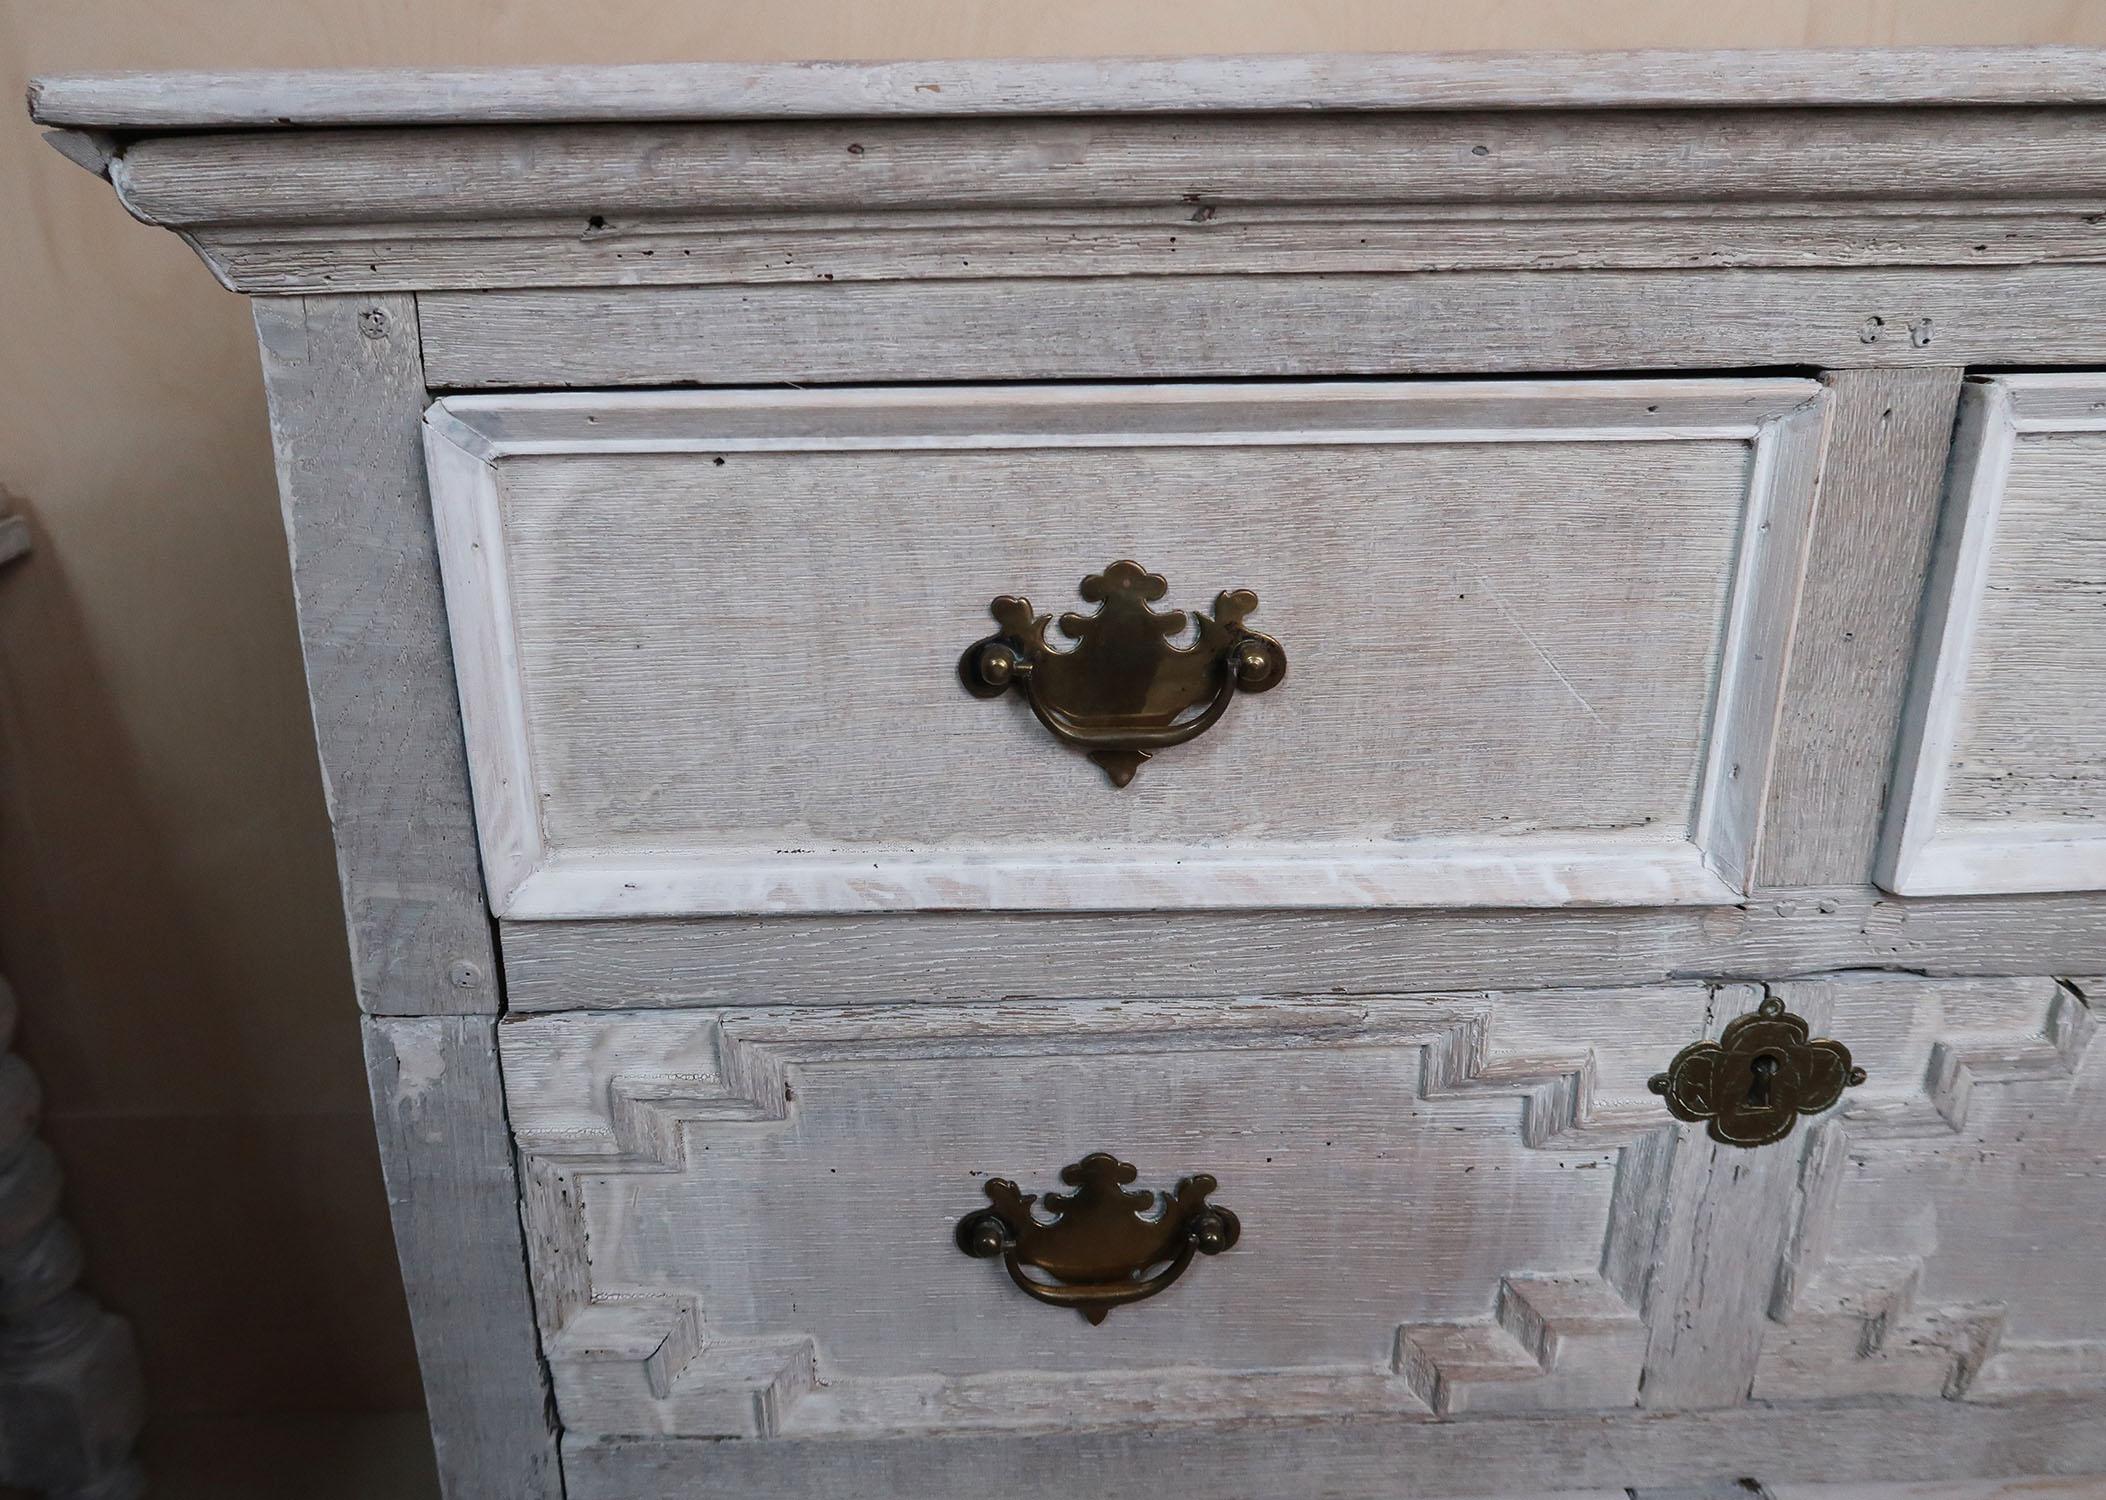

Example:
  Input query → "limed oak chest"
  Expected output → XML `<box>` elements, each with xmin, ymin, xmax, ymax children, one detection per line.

<box><xmin>31</xmin><ymin>47</ymin><xmax>2106</xmax><ymax>1500</ymax></box>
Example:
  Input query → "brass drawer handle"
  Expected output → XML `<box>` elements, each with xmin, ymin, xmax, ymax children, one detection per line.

<box><xmin>1649</xmin><ymin>995</ymin><xmax>1868</xmax><ymax>1148</ymax></box>
<box><xmin>954</xmin><ymin>1152</ymin><xmax>1240</xmax><ymax>1323</ymax></box>
<box><xmin>958</xmin><ymin>560</ymin><xmax>1286</xmax><ymax>787</ymax></box>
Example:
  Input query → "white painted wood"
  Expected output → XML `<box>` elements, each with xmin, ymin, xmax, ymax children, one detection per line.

<box><xmin>560</xmin><ymin>1397</ymin><xmax>2106</xmax><ymax>1500</ymax></box>
<box><xmin>1759</xmin><ymin>975</ymin><xmax>2102</xmax><ymax>1404</ymax></box>
<box><xmin>497</xmin><ymin>886</ymin><xmax>2106</xmax><ymax>1012</ymax></box>
<box><xmin>1693</xmin><ymin>400</ymin><xmax>1828</xmax><ymax>893</ymax></box>
<box><xmin>1634</xmin><ymin>987</ymin><xmax>1819</xmax><ymax>1411</ymax></box>
<box><xmin>176</xmin><ymin>202</ymin><xmax>2106</xmax><ymax>298</ymax></box>
<box><xmin>44</xmin><ymin>54</ymin><xmax>2106</xmax><ymax>1500</ymax></box>
<box><xmin>248</xmin><ymin>297</ymin><xmax>562</xmax><ymax>1500</ymax></box>
<box><xmin>1766</xmin><ymin>1482</ymin><xmax>2106</xmax><ymax>1500</ymax></box>
<box><xmin>417</xmin><ymin>267</ymin><xmax>2106</xmax><ymax>389</ymax></box>
<box><xmin>1758</xmin><ymin>369</ymin><xmax>1965</xmax><ymax>888</ymax></box>
<box><xmin>98</xmin><ymin>110</ymin><xmax>2106</xmax><ymax>228</ymax></box>
<box><xmin>1879</xmin><ymin>375</ymin><xmax>2106</xmax><ymax>895</ymax></box>
<box><xmin>500</xmin><ymin>974</ymin><xmax>2106</xmax><ymax>1447</ymax></box>
<box><xmin>252</xmin><ymin>295</ymin><xmax>501</xmax><ymax>1014</ymax></box>
<box><xmin>364</xmin><ymin>1016</ymin><xmax>562</xmax><ymax>1498</ymax></box>
<box><xmin>426</xmin><ymin>379</ymin><xmax>1823</xmax><ymax>919</ymax></box>
<box><xmin>39</xmin><ymin>101</ymin><xmax>2106</xmax><ymax>296</ymax></box>
<box><xmin>30</xmin><ymin>49</ymin><xmax>2106</xmax><ymax>130</ymax></box>
<box><xmin>500</xmin><ymin>987</ymin><xmax>1710</xmax><ymax>1438</ymax></box>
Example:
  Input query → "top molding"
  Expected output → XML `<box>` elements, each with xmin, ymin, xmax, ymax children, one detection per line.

<box><xmin>29</xmin><ymin>47</ymin><xmax>2106</xmax><ymax>130</ymax></box>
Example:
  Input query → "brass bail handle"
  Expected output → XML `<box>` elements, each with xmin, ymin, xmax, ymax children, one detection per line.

<box><xmin>954</xmin><ymin>1152</ymin><xmax>1241</xmax><ymax>1324</ymax></box>
<box><xmin>959</xmin><ymin>560</ymin><xmax>1286</xmax><ymax>787</ymax></box>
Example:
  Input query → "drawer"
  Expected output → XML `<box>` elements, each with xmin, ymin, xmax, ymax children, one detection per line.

<box><xmin>500</xmin><ymin>974</ymin><xmax>2101</xmax><ymax>1444</ymax></box>
<box><xmin>501</xmin><ymin>987</ymin><xmax>1706</xmax><ymax>1438</ymax></box>
<box><xmin>1881</xmin><ymin>373</ymin><xmax>2106</xmax><ymax>895</ymax></box>
<box><xmin>425</xmin><ymin>378</ymin><xmax>1828</xmax><ymax>918</ymax></box>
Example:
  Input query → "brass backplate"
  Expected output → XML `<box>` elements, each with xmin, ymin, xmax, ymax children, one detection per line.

<box><xmin>954</xmin><ymin>1152</ymin><xmax>1239</xmax><ymax>1323</ymax></box>
<box><xmin>959</xmin><ymin>560</ymin><xmax>1285</xmax><ymax>786</ymax></box>
<box><xmin>1648</xmin><ymin>995</ymin><xmax>1868</xmax><ymax>1148</ymax></box>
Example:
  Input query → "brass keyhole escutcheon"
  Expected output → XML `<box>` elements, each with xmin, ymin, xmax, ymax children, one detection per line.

<box><xmin>1649</xmin><ymin>996</ymin><xmax>1868</xmax><ymax>1149</ymax></box>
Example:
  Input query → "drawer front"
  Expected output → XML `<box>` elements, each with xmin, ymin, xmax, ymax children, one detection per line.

<box><xmin>427</xmin><ymin>379</ymin><xmax>1826</xmax><ymax>920</ymax></box>
<box><xmin>504</xmin><ymin>987</ymin><xmax>1703</xmax><ymax>1439</ymax></box>
<box><xmin>1882</xmin><ymin>373</ymin><xmax>2106</xmax><ymax>895</ymax></box>
<box><xmin>499</xmin><ymin>975</ymin><xmax>2102</xmax><ymax>1445</ymax></box>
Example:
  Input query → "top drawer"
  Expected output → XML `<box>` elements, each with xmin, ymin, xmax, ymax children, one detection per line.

<box><xmin>1881</xmin><ymin>373</ymin><xmax>2106</xmax><ymax>896</ymax></box>
<box><xmin>424</xmin><ymin>378</ymin><xmax>1826</xmax><ymax>919</ymax></box>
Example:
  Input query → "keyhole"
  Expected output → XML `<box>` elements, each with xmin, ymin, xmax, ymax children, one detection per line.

<box><xmin>1746</xmin><ymin>1053</ymin><xmax>1781</xmax><ymax>1109</ymax></box>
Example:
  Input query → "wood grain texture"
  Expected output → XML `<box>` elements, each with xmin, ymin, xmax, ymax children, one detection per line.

<box><xmin>253</xmin><ymin>294</ymin><xmax>499</xmax><ymax>1014</ymax></box>
<box><xmin>500</xmin><ymin>975</ymin><xmax>2102</xmax><ymax>1446</ymax></box>
<box><xmin>1635</xmin><ymin>996</ymin><xmax>1811</xmax><ymax>1411</ymax></box>
<box><xmin>1879</xmin><ymin>375</ymin><xmax>2106</xmax><ymax>895</ymax></box>
<box><xmin>189</xmin><ymin>202</ymin><xmax>2106</xmax><ymax>298</ymax></box>
<box><xmin>496</xmin><ymin>886</ymin><xmax>2106</xmax><ymax>1011</ymax></box>
<box><xmin>416</xmin><ymin>267</ymin><xmax>2106</xmax><ymax>390</ymax></box>
<box><xmin>1758</xmin><ymin>367</ymin><xmax>1965</xmax><ymax>888</ymax></box>
<box><xmin>1694</xmin><ymin>398</ymin><xmax>1828</xmax><ymax>893</ymax></box>
<box><xmin>31</xmin><ymin>49</ymin><xmax>2106</xmax><ymax>129</ymax></box>
<box><xmin>424</xmin><ymin>380</ymin><xmax>1822</xmax><ymax>918</ymax></box>
<box><xmin>103</xmin><ymin>109</ymin><xmax>2106</xmax><ymax>227</ymax></box>
<box><xmin>363</xmin><ymin>1015</ymin><xmax>559</xmax><ymax>1500</ymax></box>
<box><xmin>499</xmin><ymin>988</ymin><xmax>1705</xmax><ymax>1437</ymax></box>
<box><xmin>1765</xmin><ymin>1481</ymin><xmax>2106</xmax><ymax>1499</ymax></box>
<box><xmin>1759</xmin><ymin>976</ymin><xmax>2100</xmax><ymax>1404</ymax></box>
<box><xmin>559</xmin><ymin>1394</ymin><xmax>2106</xmax><ymax>1499</ymax></box>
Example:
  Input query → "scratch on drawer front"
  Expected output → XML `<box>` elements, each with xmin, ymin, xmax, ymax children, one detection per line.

<box><xmin>1475</xmin><ymin>571</ymin><xmax>1606</xmax><ymax>727</ymax></box>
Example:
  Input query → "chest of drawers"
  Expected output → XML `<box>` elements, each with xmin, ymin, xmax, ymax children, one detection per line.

<box><xmin>31</xmin><ymin>48</ymin><xmax>2106</xmax><ymax>1499</ymax></box>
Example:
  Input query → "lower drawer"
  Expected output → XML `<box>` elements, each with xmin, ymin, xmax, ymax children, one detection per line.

<box><xmin>501</xmin><ymin>973</ymin><xmax>2099</xmax><ymax>1449</ymax></box>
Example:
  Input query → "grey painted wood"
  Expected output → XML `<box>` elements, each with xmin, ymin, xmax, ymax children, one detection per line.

<box><xmin>1633</xmin><ymin>983</ymin><xmax>1833</xmax><ymax>1409</ymax></box>
<box><xmin>59</xmin><ymin>107</ymin><xmax>2106</xmax><ymax>296</ymax></box>
<box><xmin>1879</xmin><ymin>374</ymin><xmax>2106</xmax><ymax>896</ymax></box>
<box><xmin>105</xmin><ymin>110</ymin><xmax>2106</xmax><ymax>227</ymax></box>
<box><xmin>496</xmin><ymin>886</ymin><xmax>2106</xmax><ymax>1011</ymax></box>
<box><xmin>559</xmin><ymin>1392</ymin><xmax>2106</xmax><ymax>1499</ymax></box>
<box><xmin>253</xmin><ymin>295</ymin><xmax>498</xmax><ymax>1015</ymax></box>
<box><xmin>1764</xmin><ymin>1482</ymin><xmax>2106</xmax><ymax>1499</ymax></box>
<box><xmin>46</xmin><ymin>53</ymin><xmax>2106</xmax><ymax>1500</ymax></box>
<box><xmin>416</xmin><ymin>267</ymin><xmax>2106</xmax><ymax>389</ymax></box>
<box><xmin>30</xmin><ymin>49</ymin><xmax>2106</xmax><ymax>129</ymax></box>
<box><xmin>421</xmin><ymin>379</ymin><xmax>1821</xmax><ymax>920</ymax></box>
<box><xmin>1757</xmin><ymin>368</ymin><xmax>1966</xmax><ymax>888</ymax></box>
<box><xmin>182</xmin><ymin>201</ymin><xmax>2106</xmax><ymax>298</ymax></box>
<box><xmin>496</xmin><ymin>971</ymin><xmax>2105</xmax><ymax>1446</ymax></box>
<box><xmin>363</xmin><ymin>1015</ymin><xmax>559</xmax><ymax>1500</ymax></box>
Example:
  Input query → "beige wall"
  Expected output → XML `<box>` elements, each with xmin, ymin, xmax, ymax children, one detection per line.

<box><xmin>4</xmin><ymin>0</ymin><xmax>2106</xmax><ymax>1441</ymax></box>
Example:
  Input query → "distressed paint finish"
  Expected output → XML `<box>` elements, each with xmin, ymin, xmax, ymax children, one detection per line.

<box><xmin>423</xmin><ymin>380</ymin><xmax>1823</xmax><ymax>919</ymax></box>
<box><xmin>252</xmin><ymin>295</ymin><xmax>499</xmax><ymax>1016</ymax></box>
<box><xmin>496</xmin><ymin>976</ymin><xmax>2103</xmax><ymax>1444</ymax></box>
<box><xmin>34</xmin><ymin>51</ymin><xmax>2106</xmax><ymax>1500</ymax></box>
<box><xmin>559</xmin><ymin>1397</ymin><xmax>2106</xmax><ymax>1500</ymax></box>
<box><xmin>363</xmin><ymin>1016</ymin><xmax>560</xmax><ymax>1498</ymax></box>
<box><xmin>500</xmin><ymin>988</ymin><xmax>1705</xmax><ymax>1437</ymax></box>
<box><xmin>416</xmin><ymin>268</ymin><xmax>2106</xmax><ymax>389</ymax></box>
<box><xmin>34</xmin><ymin>50</ymin><xmax>2106</xmax><ymax>128</ymax></box>
<box><xmin>1757</xmin><ymin>368</ymin><xmax>1965</xmax><ymax>889</ymax></box>
<box><xmin>496</xmin><ymin>888</ymin><xmax>2106</xmax><ymax>1012</ymax></box>
<box><xmin>1881</xmin><ymin>374</ymin><xmax>2106</xmax><ymax>895</ymax></box>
